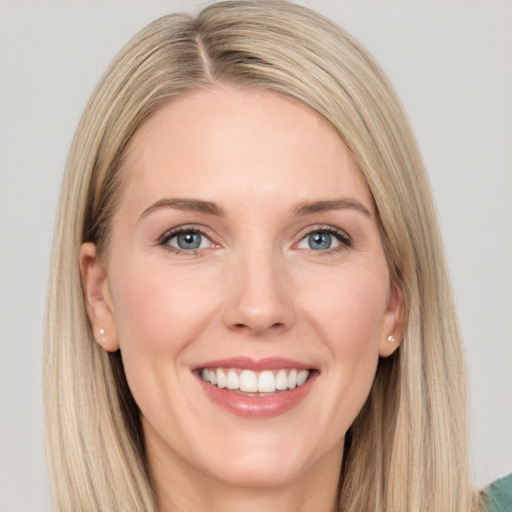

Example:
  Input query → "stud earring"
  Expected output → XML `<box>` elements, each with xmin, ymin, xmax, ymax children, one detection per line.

<box><xmin>100</xmin><ymin>328</ymin><xmax>105</xmax><ymax>341</ymax></box>
<box><xmin>387</xmin><ymin>335</ymin><xmax>395</xmax><ymax>342</ymax></box>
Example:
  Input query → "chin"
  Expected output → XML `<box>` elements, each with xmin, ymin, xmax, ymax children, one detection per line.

<box><xmin>193</xmin><ymin>430</ymin><xmax>334</xmax><ymax>490</ymax></box>
<box><xmin>205</xmin><ymin>453</ymin><xmax>312</xmax><ymax>489</ymax></box>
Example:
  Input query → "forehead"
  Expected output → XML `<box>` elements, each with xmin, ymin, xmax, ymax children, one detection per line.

<box><xmin>119</xmin><ymin>86</ymin><xmax>374</xmax><ymax>216</ymax></box>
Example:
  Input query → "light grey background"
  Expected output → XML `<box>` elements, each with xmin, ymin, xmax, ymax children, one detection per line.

<box><xmin>1</xmin><ymin>1</ymin><xmax>511</xmax><ymax>510</ymax></box>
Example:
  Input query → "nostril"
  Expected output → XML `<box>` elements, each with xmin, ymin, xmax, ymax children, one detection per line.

<box><xmin>231</xmin><ymin>321</ymin><xmax>285</xmax><ymax>333</ymax></box>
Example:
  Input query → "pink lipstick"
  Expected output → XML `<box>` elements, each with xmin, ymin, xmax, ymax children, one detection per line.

<box><xmin>193</xmin><ymin>357</ymin><xmax>318</xmax><ymax>418</ymax></box>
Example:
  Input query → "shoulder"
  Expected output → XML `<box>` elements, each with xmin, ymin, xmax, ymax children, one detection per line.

<box><xmin>484</xmin><ymin>473</ymin><xmax>512</xmax><ymax>512</ymax></box>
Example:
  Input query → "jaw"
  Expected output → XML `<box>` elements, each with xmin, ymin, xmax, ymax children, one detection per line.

<box><xmin>144</xmin><ymin>412</ymin><xmax>345</xmax><ymax>512</ymax></box>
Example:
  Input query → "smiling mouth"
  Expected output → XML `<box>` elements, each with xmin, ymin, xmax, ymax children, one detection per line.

<box><xmin>199</xmin><ymin>368</ymin><xmax>312</xmax><ymax>394</ymax></box>
<box><xmin>195</xmin><ymin>359</ymin><xmax>318</xmax><ymax>418</ymax></box>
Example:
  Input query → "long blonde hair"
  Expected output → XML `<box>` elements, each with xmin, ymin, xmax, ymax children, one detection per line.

<box><xmin>44</xmin><ymin>1</ymin><xmax>482</xmax><ymax>510</ymax></box>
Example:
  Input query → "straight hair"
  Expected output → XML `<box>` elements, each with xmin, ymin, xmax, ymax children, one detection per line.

<box><xmin>44</xmin><ymin>1</ymin><xmax>483</xmax><ymax>510</ymax></box>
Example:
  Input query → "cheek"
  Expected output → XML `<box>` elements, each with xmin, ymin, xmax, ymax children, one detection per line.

<box><xmin>302</xmin><ymin>264</ymin><xmax>389</xmax><ymax>346</ymax></box>
<box><xmin>299</xmin><ymin>266</ymin><xmax>388</xmax><ymax>416</ymax></box>
<box><xmin>107</xmin><ymin>261</ymin><xmax>222</xmax><ymax>421</ymax></box>
<box><xmin>110</xmin><ymin>261</ymin><xmax>219</xmax><ymax>355</ymax></box>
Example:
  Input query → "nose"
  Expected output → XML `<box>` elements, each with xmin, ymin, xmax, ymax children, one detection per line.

<box><xmin>221</xmin><ymin>249</ymin><xmax>296</xmax><ymax>336</ymax></box>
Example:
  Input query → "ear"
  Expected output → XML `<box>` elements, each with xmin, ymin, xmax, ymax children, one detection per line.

<box><xmin>379</xmin><ymin>281</ymin><xmax>405</xmax><ymax>358</ymax></box>
<box><xmin>79</xmin><ymin>242</ymin><xmax>119</xmax><ymax>352</ymax></box>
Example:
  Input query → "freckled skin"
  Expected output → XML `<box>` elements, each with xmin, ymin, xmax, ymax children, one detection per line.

<box><xmin>83</xmin><ymin>87</ymin><xmax>403</xmax><ymax>511</ymax></box>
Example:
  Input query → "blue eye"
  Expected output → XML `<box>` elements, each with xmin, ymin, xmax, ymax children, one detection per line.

<box><xmin>296</xmin><ymin>228</ymin><xmax>350</xmax><ymax>252</ymax></box>
<box><xmin>163</xmin><ymin>229</ymin><xmax>212</xmax><ymax>252</ymax></box>
<box><xmin>175</xmin><ymin>232</ymin><xmax>203</xmax><ymax>250</ymax></box>
<box><xmin>307</xmin><ymin>232</ymin><xmax>334</xmax><ymax>250</ymax></box>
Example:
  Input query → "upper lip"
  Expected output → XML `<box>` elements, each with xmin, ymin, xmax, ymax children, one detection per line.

<box><xmin>192</xmin><ymin>356</ymin><xmax>315</xmax><ymax>372</ymax></box>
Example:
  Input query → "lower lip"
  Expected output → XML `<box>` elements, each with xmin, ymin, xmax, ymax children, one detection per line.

<box><xmin>197</xmin><ymin>372</ymin><xmax>317</xmax><ymax>419</ymax></box>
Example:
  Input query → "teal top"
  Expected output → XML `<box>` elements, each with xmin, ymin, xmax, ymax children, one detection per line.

<box><xmin>485</xmin><ymin>474</ymin><xmax>512</xmax><ymax>512</ymax></box>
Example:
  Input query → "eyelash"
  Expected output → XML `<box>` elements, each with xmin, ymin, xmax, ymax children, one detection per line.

<box><xmin>158</xmin><ymin>225</ymin><xmax>215</xmax><ymax>256</ymax></box>
<box><xmin>296</xmin><ymin>225</ymin><xmax>353</xmax><ymax>257</ymax></box>
<box><xmin>157</xmin><ymin>225</ymin><xmax>353</xmax><ymax>256</ymax></box>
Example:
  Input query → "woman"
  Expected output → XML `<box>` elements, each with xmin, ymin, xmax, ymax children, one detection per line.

<box><xmin>43</xmin><ymin>1</ymin><xmax>507</xmax><ymax>510</ymax></box>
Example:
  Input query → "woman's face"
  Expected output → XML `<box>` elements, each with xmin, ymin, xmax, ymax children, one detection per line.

<box><xmin>82</xmin><ymin>87</ymin><xmax>402</xmax><ymax>491</ymax></box>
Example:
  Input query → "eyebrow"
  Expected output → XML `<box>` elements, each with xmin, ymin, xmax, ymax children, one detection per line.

<box><xmin>293</xmin><ymin>198</ymin><xmax>372</xmax><ymax>217</ymax></box>
<box><xmin>139</xmin><ymin>198</ymin><xmax>225</xmax><ymax>220</ymax></box>
<box><xmin>139</xmin><ymin>196</ymin><xmax>371</xmax><ymax>221</ymax></box>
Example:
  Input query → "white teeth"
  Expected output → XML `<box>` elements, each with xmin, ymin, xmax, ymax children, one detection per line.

<box><xmin>200</xmin><ymin>367</ymin><xmax>311</xmax><ymax>392</ymax></box>
<box><xmin>287</xmin><ymin>369</ymin><xmax>297</xmax><ymax>389</ymax></box>
<box><xmin>239</xmin><ymin>369</ymin><xmax>258</xmax><ymax>392</ymax></box>
<box><xmin>216</xmin><ymin>369</ymin><xmax>227</xmax><ymax>389</ymax></box>
<box><xmin>297</xmin><ymin>369</ymin><xmax>309</xmax><ymax>386</ymax></box>
<box><xmin>257</xmin><ymin>371</ymin><xmax>275</xmax><ymax>392</ymax></box>
<box><xmin>226</xmin><ymin>369</ymin><xmax>239</xmax><ymax>390</ymax></box>
<box><xmin>275</xmin><ymin>369</ymin><xmax>288</xmax><ymax>390</ymax></box>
